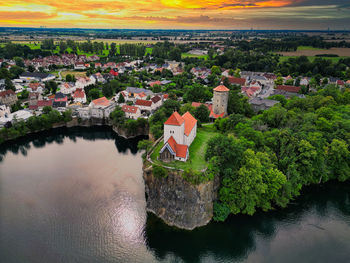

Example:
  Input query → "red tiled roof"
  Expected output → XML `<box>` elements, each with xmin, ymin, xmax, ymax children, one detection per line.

<box><xmin>122</xmin><ymin>105</ymin><xmax>139</xmax><ymax>114</ymax></box>
<box><xmin>226</xmin><ymin>76</ymin><xmax>246</xmax><ymax>86</ymax></box>
<box><xmin>214</xmin><ymin>85</ymin><xmax>229</xmax><ymax>92</ymax></box>
<box><xmin>151</xmin><ymin>95</ymin><xmax>161</xmax><ymax>103</ymax></box>
<box><xmin>135</xmin><ymin>99</ymin><xmax>152</xmax><ymax>107</ymax></box>
<box><xmin>166</xmin><ymin>136</ymin><xmax>188</xmax><ymax>159</ymax></box>
<box><xmin>92</xmin><ymin>97</ymin><xmax>111</xmax><ymax>107</ymax></box>
<box><xmin>164</xmin><ymin>111</ymin><xmax>184</xmax><ymax>126</ymax></box>
<box><xmin>182</xmin><ymin>111</ymin><xmax>197</xmax><ymax>136</ymax></box>
<box><xmin>276</xmin><ymin>85</ymin><xmax>301</xmax><ymax>93</ymax></box>
<box><xmin>337</xmin><ymin>80</ymin><xmax>345</xmax><ymax>85</ymax></box>
<box><xmin>0</xmin><ymin>90</ymin><xmax>16</xmax><ymax>97</ymax></box>
<box><xmin>150</xmin><ymin>80</ymin><xmax>161</xmax><ymax>87</ymax></box>
<box><xmin>210</xmin><ymin>110</ymin><xmax>225</xmax><ymax>119</ymax></box>
<box><xmin>29</xmin><ymin>105</ymin><xmax>38</xmax><ymax>110</ymax></box>
<box><xmin>73</xmin><ymin>88</ymin><xmax>85</xmax><ymax>98</ymax></box>
<box><xmin>37</xmin><ymin>100</ymin><xmax>53</xmax><ymax>107</ymax></box>
<box><xmin>191</xmin><ymin>102</ymin><xmax>212</xmax><ymax>112</ymax></box>
<box><xmin>109</xmin><ymin>69</ymin><xmax>119</xmax><ymax>76</ymax></box>
<box><xmin>163</xmin><ymin>94</ymin><xmax>169</xmax><ymax>99</ymax></box>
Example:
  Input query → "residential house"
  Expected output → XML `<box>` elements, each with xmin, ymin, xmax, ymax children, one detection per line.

<box><xmin>151</xmin><ymin>95</ymin><xmax>162</xmax><ymax>110</ymax></box>
<box><xmin>122</xmin><ymin>105</ymin><xmax>141</xmax><ymax>119</ymax></box>
<box><xmin>276</xmin><ymin>85</ymin><xmax>301</xmax><ymax>93</ymax></box>
<box><xmin>249</xmin><ymin>98</ymin><xmax>279</xmax><ymax>112</ymax></box>
<box><xmin>109</xmin><ymin>69</ymin><xmax>119</xmax><ymax>77</ymax></box>
<box><xmin>72</xmin><ymin>88</ymin><xmax>87</xmax><ymax>104</ymax></box>
<box><xmin>300</xmin><ymin>77</ymin><xmax>310</xmax><ymax>86</ymax></box>
<box><xmin>0</xmin><ymin>104</ymin><xmax>10</xmax><ymax>118</ymax></box>
<box><xmin>60</xmin><ymin>82</ymin><xmax>76</xmax><ymax>95</ymax></box>
<box><xmin>225</xmin><ymin>76</ymin><xmax>246</xmax><ymax>86</ymax></box>
<box><xmin>74</xmin><ymin>62</ymin><xmax>86</xmax><ymax>70</ymax></box>
<box><xmin>27</xmin><ymin>82</ymin><xmax>44</xmax><ymax>93</ymax></box>
<box><xmin>52</xmin><ymin>92</ymin><xmax>68</xmax><ymax>108</ymax></box>
<box><xmin>29</xmin><ymin>99</ymin><xmax>53</xmax><ymax>111</ymax></box>
<box><xmin>19</xmin><ymin>72</ymin><xmax>55</xmax><ymax>82</ymax></box>
<box><xmin>159</xmin><ymin>111</ymin><xmax>197</xmax><ymax>162</ymax></box>
<box><xmin>92</xmin><ymin>73</ymin><xmax>105</xmax><ymax>83</ymax></box>
<box><xmin>89</xmin><ymin>97</ymin><xmax>116</xmax><ymax>118</ymax></box>
<box><xmin>0</xmin><ymin>110</ymin><xmax>33</xmax><ymax>127</ymax></box>
<box><xmin>242</xmin><ymin>86</ymin><xmax>262</xmax><ymax>97</ymax></box>
<box><xmin>135</xmin><ymin>99</ymin><xmax>153</xmax><ymax>112</ymax></box>
<box><xmin>75</xmin><ymin>76</ymin><xmax>96</xmax><ymax>89</ymax></box>
<box><xmin>0</xmin><ymin>90</ymin><xmax>18</xmax><ymax>106</ymax></box>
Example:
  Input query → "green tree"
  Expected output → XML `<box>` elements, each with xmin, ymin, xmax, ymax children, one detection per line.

<box><xmin>194</xmin><ymin>104</ymin><xmax>210</xmax><ymax>123</ymax></box>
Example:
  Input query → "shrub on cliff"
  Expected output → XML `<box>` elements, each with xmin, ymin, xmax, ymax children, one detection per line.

<box><xmin>153</xmin><ymin>165</ymin><xmax>168</xmax><ymax>178</ymax></box>
<box><xmin>182</xmin><ymin>168</ymin><xmax>210</xmax><ymax>185</ymax></box>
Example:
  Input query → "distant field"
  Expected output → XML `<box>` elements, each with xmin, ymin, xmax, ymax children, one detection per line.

<box><xmin>61</xmin><ymin>71</ymin><xmax>86</xmax><ymax>78</ymax></box>
<box><xmin>297</xmin><ymin>46</ymin><xmax>325</xmax><ymax>51</ymax></box>
<box><xmin>279</xmin><ymin>56</ymin><xmax>348</xmax><ymax>63</ymax></box>
<box><xmin>278</xmin><ymin>47</ymin><xmax>350</xmax><ymax>57</ymax></box>
<box><xmin>182</xmin><ymin>53</ymin><xmax>208</xmax><ymax>59</ymax></box>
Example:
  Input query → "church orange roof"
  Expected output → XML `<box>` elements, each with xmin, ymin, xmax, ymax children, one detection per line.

<box><xmin>214</xmin><ymin>85</ymin><xmax>229</xmax><ymax>92</ymax></box>
<box><xmin>167</xmin><ymin>136</ymin><xmax>188</xmax><ymax>158</ymax></box>
<box><xmin>182</xmin><ymin>111</ymin><xmax>197</xmax><ymax>136</ymax></box>
<box><xmin>164</xmin><ymin>111</ymin><xmax>184</xmax><ymax>126</ymax></box>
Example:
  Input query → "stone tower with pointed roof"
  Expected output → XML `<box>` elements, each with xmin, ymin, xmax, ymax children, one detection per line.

<box><xmin>213</xmin><ymin>84</ymin><xmax>229</xmax><ymax>117</ymax></box>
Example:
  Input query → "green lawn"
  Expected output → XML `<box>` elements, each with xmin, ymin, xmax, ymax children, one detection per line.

<box><xmin>182</xmin><ymin>53</ymin><xmax>209</xmax><ymax>60</ymax></box>
<box><xmin>150</xmin><ymin>124</ymin><xmax>219</xmax><ymax>171</ymax></box>
<box><xmin>297</xmin><ymin>46</ymin><xmax>325</xmax><ymax>51</ymax></box>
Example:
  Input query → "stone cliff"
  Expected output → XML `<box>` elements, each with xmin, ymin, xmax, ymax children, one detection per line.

<box><xmin>143</xmin><ymin>166</ymin><xmax>219</xmax><ymax>230</ymax></box>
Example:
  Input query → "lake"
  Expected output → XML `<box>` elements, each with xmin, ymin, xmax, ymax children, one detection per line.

<box><xmin>1</xmin><ymin>126</ymin><xmax>350</xmax><ymax>263</ymax></box>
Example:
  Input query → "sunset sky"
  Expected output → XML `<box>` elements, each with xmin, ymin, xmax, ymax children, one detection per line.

<box><xmin>0</xmin><ymin>0</ymin><xmax>349</xmax><ymax>30</ymax></box>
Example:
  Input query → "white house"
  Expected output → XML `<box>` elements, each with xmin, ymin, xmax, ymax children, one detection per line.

<box><xmin>151</xmin><ymin>95</ymin><xmax>162</xmax><ymax>110</ymax></box>
<box><xmin>159</xmin><ymin>111</ymin><xmax>197</xmax><ymax>162</ymax></box>
<box><xmin>60</xmin><ymin>82</ymin><xmax>76</xmax><ymax>95</ymax></box>
<box><xmin>74</xmin><ymin>62</ymin><xmax>86</xmax><ymax>70</ymax></box>
<box><xmin>89</xmin><ymin>97</ymin><xmax>116</xmax><ymax>119</ymax></box>
<box><xmin>122</xmin><ymin>105</ymin><xmax>141</xmax><ymax>119</ymax></box>
<box><xmin>75</xmin><ymin>76</ymin><xmax>96</xmax><ymax>89</ymax></box>
<box><xmin>0</xmin><ymin>110</ymin><xmax>33</xmax><ymax>127</ymax></box>
<box><xmin>72</xmin><ymin>88</ymin><xmax>87</xmax><ymax>104</ymax></box>
<box><xmin>135</xmin><ymin>99</ymin><xmax>154</xmax><ymax>112</ymax></box>
<box><xmin>0</xmin><ymin>104</ymin><xmax>10</xmax><ymax>118</ymax></box>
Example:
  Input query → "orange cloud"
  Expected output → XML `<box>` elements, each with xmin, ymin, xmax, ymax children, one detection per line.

<box><xmin>0</xmin><ymin>0</ymin><xmax>348</xmax><ymax>29</ymax></box>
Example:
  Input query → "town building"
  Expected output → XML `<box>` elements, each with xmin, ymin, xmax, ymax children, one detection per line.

<box><xmin>72</xmin><ymin>88</ymin><xmax>87</xmax><ymax>104</ymax></box>
<box><xmin>159</xmin><ymin>111</ymin><xmax>197</xmax><ymax>162</ymax></box>
<box><xmin>89</xmin><ymin>97</ymin><xmax>116</xmax><ymax>119</ymax></box>
<box><xmin>52</xmin><ymin>92</ymin><xmax>68</xmax><ymax>108</ymax></box>
<box><xmin>0</xmin><ymin>90</ymin><xmax>18</xmax><ymax>106</ymax></box>
<box><xmin>122</xmin><ymin>105</ymin><xmax>141</xmax><ymax>119</ymax></box>
<box><xmin>249</xmin><ymin>98</ymin><xmax>280</xmax><ymax>112</ymax></box>
<box><xmin>212</xmin><ymin>85</ymin><xmax>229</xmax><ymax>118</ymax></box>
<box><xmin>19</xmin><ymin>72</ymin><xmax>55</xmax><ymax>82</ymax></box>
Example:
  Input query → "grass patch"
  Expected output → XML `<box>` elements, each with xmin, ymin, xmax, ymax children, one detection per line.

<box><xmin>61</xmin><ymin>71</ymin><xmax>86</xmax><ymax>78</ymax></box>
<box><xmin>150</xmin><ymin>124</ymin><xmax>219</xmax><ymax>171</ymax></box>
<box><xmin>182</xmin><ymin>53</ymin><xmax>208</xmax><ymax>59</ymax></box>
<box><xmin>297</xmin><ymin>46</ymin><xmax>325</xmax><ymax>51</ymax></box>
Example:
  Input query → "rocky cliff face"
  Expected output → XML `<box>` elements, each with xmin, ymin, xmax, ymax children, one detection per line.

<box><xmin>112</xmin><ymin>124</ymin><xmax>149</xmax><ymax>139</ymax></box>
<box><xmin>143</xmin><ymin>167</ymin><xmax>219</xmax><ymax>230</ymax></box>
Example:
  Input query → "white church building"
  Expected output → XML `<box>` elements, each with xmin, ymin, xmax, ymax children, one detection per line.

<box><xmin>159</xmin><ymin>111</ymin><xmax>197</xmax><ymax>162</ymax></box>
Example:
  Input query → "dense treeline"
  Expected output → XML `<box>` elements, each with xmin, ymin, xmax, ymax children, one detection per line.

<box><xmin>206</xmin><ymin>86</ymin><xmax>350</xmax><ymax>221</ymax></box>
<box><xmin>234</xmin><ymin>36</ymin><xmax>350</xmax><ymax>53</ymax></box>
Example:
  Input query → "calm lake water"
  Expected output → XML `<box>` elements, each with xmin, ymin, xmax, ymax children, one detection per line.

<box><xmin>0</xmin><ymin>126</ymin><xmax>350</xmax><ymax>263</ymax></box>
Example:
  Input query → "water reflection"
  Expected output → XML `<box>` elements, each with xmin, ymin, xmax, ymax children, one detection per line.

<box><xmin>146</xmin><ymin>181</ymin><xmax>350</xmax><ymax>263</ymax></box>
<box><xmin>1</xmin><ymin>127</ymin><xmax>350</xmax><ymax>263</ymax></box>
